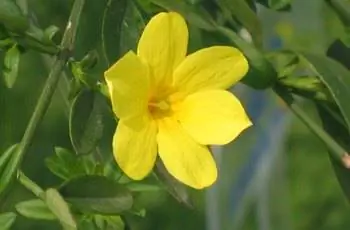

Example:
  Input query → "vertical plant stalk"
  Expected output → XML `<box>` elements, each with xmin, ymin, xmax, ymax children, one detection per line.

<box><xmin>0</xmin><ymin>0</ymin><xmax>86</xmax><ymax>194</ymax></box>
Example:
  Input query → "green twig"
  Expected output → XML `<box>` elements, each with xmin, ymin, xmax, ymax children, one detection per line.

<box><xmin>0</xmin><ymin>0</ymin><xmax>86</xmax><ymax>194</ymax></box>
<box><xmin>273</xmin><ymin>85</ymin><xmax>350</xmax><ymax>168</ymax></box>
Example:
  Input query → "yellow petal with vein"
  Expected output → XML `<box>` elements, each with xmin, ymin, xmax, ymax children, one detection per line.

<box><xmin>157</xmin><ymin>117</ymin><xmax>217</xmax><ymax>189</ymax></box>
<box><xmin>137</xmin><ymin>12</ymin><xmax>188</xmax><ymax>88</ymax></box>
<box><xmin>104</xmin><ymin>51</ymin><xmax>149</xmax><ymax>120</ymax></box>
<box><xmin>176</xmin><ymin>90</ymin><xmax>252</xmax><ymax>145</ymax></box>
<box><xmin>174</xmin><ymin>46</ymin><xmax>248</xmax><ymax>94</ymax></box>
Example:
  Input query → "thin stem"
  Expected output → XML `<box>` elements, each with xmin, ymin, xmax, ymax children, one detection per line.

<box><xmin>17</xmin><ymin>171</ymin><xmax>45</xmax><ymax>199</ymax></box>
<box><xmin>274</xmin><ymin>86</ymin><xmax>350</xmax><ymax>168</ymax></box>
<box><xmin>1</xmin><ymin>0</ymin><xmax>86</xmax><ymax>193</ymax></box>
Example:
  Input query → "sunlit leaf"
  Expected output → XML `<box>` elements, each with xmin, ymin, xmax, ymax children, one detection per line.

<box><xmin>94</xmin><ymin>215</ymin><xmax>124</xmax><ymax>230</ymax></box>
<box><xmin>45</xmin><ymin>188</ymin><xmax>77</xmax><ymax>230</ymax></box>
<box><xmin>60</xmin><ymin>175</ymin><xmax>133</xmax><ymax>214</ymax></box>
<box><xmin>16</xmin><ymin>199</ymin><xmax>56</xmax><ymax>220</ymax></box>
<box><xmin>45</xmin><ymin>147</ymin><xmax>95</xmax><ymax>180</ymax></box>
<box><xmin>0</xmin><ymin>212</ymin><xmax>16</xmax><ymax>229</ymax></box>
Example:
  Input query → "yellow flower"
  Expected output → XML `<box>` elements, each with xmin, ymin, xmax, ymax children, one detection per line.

<box><xmin>104</xmin><ymin>12</ymin><xmax>252</xmax><ymax>189</ymax></box>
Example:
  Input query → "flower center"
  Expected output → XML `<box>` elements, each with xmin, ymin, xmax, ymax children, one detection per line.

<box><xmin>148</xmin><ymin>99</ymin><xmax>172</xmax><ymax>118</ymax></box>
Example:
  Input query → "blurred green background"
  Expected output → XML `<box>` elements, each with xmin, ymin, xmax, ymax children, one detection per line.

<box><xmin>1</xmin><ymin>0</ymin><xmax>350</xmax><ymax>229</ymax></box>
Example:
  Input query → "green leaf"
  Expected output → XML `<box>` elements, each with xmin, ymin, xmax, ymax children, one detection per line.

<box><xmin>300</xmin><ymin>53</ymin><xmax>350</xmax><ymax>128</ymax></box>
<box><xmin>102</xmin><ymin>0</ymin><xmax>127</xmax><ymax>66</ymax></box>
<box><xmin>150</xmin><ymin>0</ymin><xmax>217</xmax><ymax>30</ymax></box>
<box><xmin>155</xmin><ymin>161</ymin><xmax>193</xmax><ymax>208</ymax></box>
<box><xmin>0</xmin><ymin>144</ymin><xmax>19</xmax><ymax>196</ymax></box>
<box><xmin>0</xmin><ymin>212</ymin><xmax>16</xmax><ymax>229</ymax></box>
<box><xmin>45</xmin><ymin>147</ymin><xmax>95</xmax><ymax>180</ymax></box>
<box><xmin>69</xmin><ymin>90</ymin><xmax>104</xmax><ymax>155</ymax></box>
<box><xmin>94</xmin><ymin>215</ymin><xmax>124</xmax><ymax>230</ymax></box>
<box><xmin>317</xmin><ymin>106</ymin><xmax>350</xmax><ymax>202</ymax></box>
<box><xmin>126</xmin><ymin>182</ymin><xmax>163</xmax><ymax>192</ymax></box>
<box><xmin>3</xmin><ymin>44</ymin><xmax>20</xmax><ymax>88</ymax></box>
<box><xmin>327</xmin><ymin>0</ymin><xmax>350</xmax><ymax>26</ymax></box>
<box><xmin>119</xmin><ymin>0</ymin><xmax>146</xmax><ymax>55</ymax></box>
<box><xmin>256</xmin><ymin>0</ymin><xmax>291</xmax><ymax>11</ymax></box>
<box><xmin>0</xmin><ymin>0</ymin><xmax>29</xmax><ymax>33</ymax></box>
<box><xmin>217</xmin><ymin>27</ymin><xmax>277</xmax><ymax>89</ymax></box>
<box><xmin>60</xmin><ymin>175</ymin><xmax>133</xmax><ymax>215</ymax></box>
<box><xmin>45</xmin><ymin>188</ymin><xmax>77</xmax><ymax>230</ymax></box>
<box><xmin>16</xmin><ymin>199</ymin><xmax>56</xmax><ymax>220</ymax></box>
<box><xmin>216</xmin><ymin>0</ymin><xmax>262</xmax><ymax>46</ymax></box>
<box><xmin>300</xmin><ymin>52</ymin><xmax>350</xmax><ymax>201</ymax></box>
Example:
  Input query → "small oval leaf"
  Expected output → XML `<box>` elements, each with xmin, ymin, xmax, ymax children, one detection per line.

<box><xmin>16</xmin><ymin>199</ymin><xmax>56</xmax><ymax>220</ymax></box>
<box><xmin>69</xmin><ymin>90</ymin><xmax>104</xmax><ymax>155</ymax></box>
<box><xmin>60</xmin><ymin>175</ymin><xmax>133</xmax><ymax>214</ymax></box>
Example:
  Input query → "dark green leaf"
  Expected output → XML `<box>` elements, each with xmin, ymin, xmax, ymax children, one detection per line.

<box><xmin>45</xmin><ymin>188</ymin><xmax>77</xmax><ymax>230</ymax></box>
<box><xmin>256</xmin><ymin>0</ymin><xmax>291</xmax><ymax>11</ymax></box>
<box><xmin>0</xmin><ymin>0</ymin><xmax>29</xmax><ymax>32</ymax></box>
<box><xmin>300</xmin><ymin>52</ymin><xmax>350</xmax><ymax>201</ymax></box>
<box><xmin>151</xmin><ymin>0</ymin><xmax>217</xmax><ymax>30</ymax></box>
<box><xmin>45</xmin><ymin>147</ymin><xmax>94</xmax><ymax>180</ymax></box>
<box><xmin>155</xmin><ymin>161</ymin><xmax>193</xmax><ymax>208</ymax></box>
<box><xmin>317</xmin><ymin>105</ymin><xmax>350</xmax><ymax>202</ymax></box>
<box><xmin>300</xmin><ymin>53</ymin><xmax>350</xmax><ymax>128</ymax></box>
<box><xmin>3</xmin><ymin>44</ymin><xmax>20</xmax><ymax>88</ymax></box>
<box><xmin>119</xmin><ymin>0</ymin><xmax>146</xmax><ymax>55</ymax></box>
<box><xmin>0</xmin><ymin>212</ymin><xmax>16</xmax><ymax>229</ymax></box>
<box><xmin>216</xmin><ymin>0</ymin><xmax>262</xmax><ymax>46</ymax></box>
<box><xmin>69</xmin><ymin>90</ymin><xmax>104</xmax><ymax>155</ymax></box>
<box><xmin>74</xmin><ymin>1</ymin><xmax>105</xmax><ymax>58</ymax></box>
<box><xmin>327</xmin><ymin>0</ymin><xmax>350</xmax><ymax>26</ymax></box>
<box><xmin>16</xmin><ymin>199</ymin><xmax>56</xmax><ymax>220</ymax></box>
<box><xmin>60</xmin><ymin>175</ymin><xmax>133</xmax><ymax>214</ymax></box>
<box><xmin>102</xmin><ymin>0</ymin><xmax>128</xmax><ymax>66</ymax></box>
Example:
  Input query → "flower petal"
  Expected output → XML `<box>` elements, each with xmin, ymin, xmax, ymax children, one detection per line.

<box><xmin>104</xmin><ymin>51</ymin><xmax>149</xmax><ymax>120</ymax></box>
<box><xmin>173</xmin><ymin>46</ymin><xmax>248</xmax><ymax>94</ymax></box>
<box><xmin>137</xmin><ymin>12</ymin><xmax>188</xmax><ymax>88</ymax></box>
<box><xmin>157</xmin><ymin>117</ymin><xmax>217</xmax><ymax>189</ymax></box>
<box><xmin>113</xmin><ymin>116</ymin><xmax>158</xmax><ymax>180</ymax></box>
<box><xmin>175</xmin><ymin>90</ymin><xmax>252</xmax><ymax>145</ymax></box>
